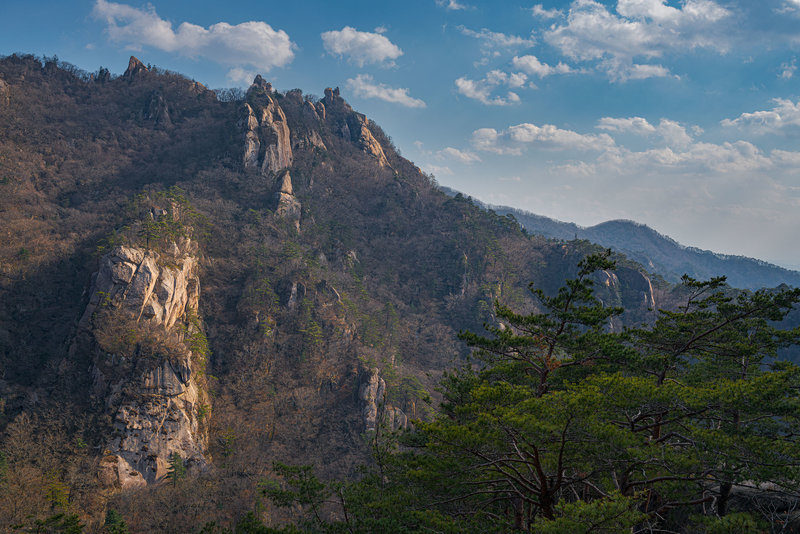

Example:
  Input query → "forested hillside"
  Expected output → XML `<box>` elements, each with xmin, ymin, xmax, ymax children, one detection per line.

<box><xmin>0</xmin><ymin>54</ymin><xmax>798</xmax><ymax>533</ymax></box>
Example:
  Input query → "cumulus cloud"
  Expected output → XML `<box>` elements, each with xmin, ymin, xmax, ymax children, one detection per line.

<box><xmin>93</xmin><ymin>0</ymin><xmax>295</xmax><ymax>75</ymax></box>
<box><xmin>512</xmin><ymin>55</ymin><xmax>573</xmax><ymax>77</ymax></box>
<box><xmin>596</xmin><ymin>116</ymin><xmax>657</xmax><ymax>135</ymax></box>
<box><xmin>321</xmin><ymin>26</ymin><xmax>403</xmax><ymax>67</ymax></box>
<box><xmin>455</xmin><ymin>70</ymin><xmax>527</xmax><ymax>105</ymax></box>
<box><xmin>438</xmin><ymin>147</ymin><xmax>482</xmax><ymax>163</ymax></box>
<box><xmin>471</xmin><ymin>114</ymin><xmax>799</xmax><ymax>178</ymax></box>
<box><xmin>532</xmin><ymin>4</ymin><xmax>563</xmax><ymax>18</ymax></box>
<box><xmin>471</xmin><ymin>122</ymin><xmax>615</xmax><ymax>154</ymax></box>
<box><xmin>544</xmin><ymin>0</ymin><xmax>730</xmax><ymax>81</ymax></box>
<box><xmin>436</xmin><ymin>0</ymin><xmax>470</xmax><ymax>10</ymax></box>
<box><xmin>422</xmin><ymin>164</ymin><xmax>454</xmax><ymax>176</ymax></box>
<box><xmin>471</xmin><ymin>128</ymin><xmax>523</xmax><ymax>155</ymax></box>
<box><xmin>597</xmin><ymin>116</ymin><xmax>693</xmax><ymax>147</ymax></box>
<box><xmin>721</xmin><ymin>98</ymin><xmax>800</xmax><ymax>134</ymax></box>
<box><xmin>459</xmin><ymin>26</ymin><xmax>536</xmax><ymax>49</ymax></box>
<box><xmin>345</xmin><ymin>74</ymin><xmax>426</xmax><ymax>108</ymax></box>
<box><xmin>780</xmin><ymin>58</ymin><xmax>797</xmax><ymax>79</ymax></box>
<box><xmin>508</xmin><ymin>123</ymin><xmax>616</xmax><ymax>151</ymax></box>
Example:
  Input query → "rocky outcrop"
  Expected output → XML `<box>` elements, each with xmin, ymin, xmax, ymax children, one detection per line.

<box><xmin>321</xmin><ymin>87</ymin><xmax>389</xmax><ymax>167</ymax></box>
<box><xmin>359</xmin><ymin>367</ymin><xmax>385</xmax><ymax>433</ymax></box>
<box><xmin>358</xmin><ymin>367</ymin><xmax>408</xmax><ymax>433</ymax></box>
<box><xmin>144</xmin><ymin>90</ymin><xmax>171</xmax><ymax>127</ymax></box>
<box><xmin>81</xmin><ymin>242</ymin><xmax>209</xmax><ymax>489</ymax></box>
<box><xmin>241</xmin><ymin>103</ymin><xmax>260</xmax><ymax>169</ymax></box>
<box><xmin>273</xmin><ymin>170</ymin><xmax>301</xmax><ymax>230</ymax></box>
<box><xmin>241</xmin><ymin>75</ymin><xmax>293</xmax><ymax>174</ymax></box>
<box><xmin>350</xmin><ymin>113</ymin><xmax>389</xmax><ymax>167</ymax></box>
<box><xmin>123</xmin><ymin>56</ymin><xmax>148</xmax><ymax>80</ymax></box>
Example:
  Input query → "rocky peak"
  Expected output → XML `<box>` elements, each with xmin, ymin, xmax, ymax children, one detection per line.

<box><xmin>323</xmin><ymin>86</ymin><xmax>340</xmax><ymax>101</ymax></box>
<box><xmin>240</xmin><ymin>76</ymin><xmax>293</xmax><ymax>174</ymax></box>
<box><xmin>348</xmin><ymin>113</ymin><xmax>389</xmax><ymax>167</ymax></box>
<box><xmin>123</xmin><ymin>56</ymin><xmax>148</xmax><ymax>79</ymax></box>
<box><xmin>251</xmin><ymin>74</ymin><xmax>273</xmax><ymax>94</ymax></box>
<box><xmin>93</xmin><ymin>67</ymin><xmax>111</xmax><ymax>84</ymax></box>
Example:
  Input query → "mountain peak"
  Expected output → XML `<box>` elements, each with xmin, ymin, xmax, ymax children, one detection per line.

<box><xmin>123</xmin><ymin>55</ymin><xmax>148</xmax><ymax>79</ymax></box>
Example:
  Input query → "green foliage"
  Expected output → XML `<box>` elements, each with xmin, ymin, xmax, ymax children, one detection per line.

<box><xmin>166</xmin><ymin>452</ymin><xmax>186</xmax><ymax>486</ymax></box>
<box><xmin>103</xmin><ymin>509</ymin><xmax>129</xmax><ymax>534</ymax></box>
<box><xmin>264</xmin><ymin>253</ymin><xmax>800</xmax><ymax>532</ymax></box>
<box><xmin>31</xmin><ymin>513</ymin><xmax>84</xmax><ymax>533</ymax></box>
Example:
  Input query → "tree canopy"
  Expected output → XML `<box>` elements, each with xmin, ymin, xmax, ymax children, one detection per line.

<box><xmin>262</xmin><ymin>252</ymin><xmax>800</xmax><ymax>533</ymax></box>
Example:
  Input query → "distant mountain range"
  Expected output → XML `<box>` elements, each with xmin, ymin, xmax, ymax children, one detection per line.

<box><xmin>440</xmin><ymin>187</ymin><xmax>800</xmax><ymax>291</ymax></box>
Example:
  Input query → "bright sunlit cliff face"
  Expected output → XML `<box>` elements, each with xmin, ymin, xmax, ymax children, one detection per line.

<box><xmin>2</xmin><ymin>0</ymin><xmax>800</xmax><ymax>267</ymax></box>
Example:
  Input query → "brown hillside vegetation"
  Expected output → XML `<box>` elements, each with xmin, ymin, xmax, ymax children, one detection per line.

<box><xmin>0</xmin><ymin>54</ymin><xmax>683</xmax><ymax>531</ymax></box>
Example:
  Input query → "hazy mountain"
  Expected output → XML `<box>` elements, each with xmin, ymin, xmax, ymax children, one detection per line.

<box><xmin>439</xmin><ymin>188</ymin><xmax>800</xmax><ymax>291</ymax></box>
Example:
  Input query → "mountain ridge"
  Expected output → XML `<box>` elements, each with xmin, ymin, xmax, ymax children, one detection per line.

<box><xmin>438</xmin><ymin>186</ymin><xmax>800</xmax><ymax>290</ymax></box>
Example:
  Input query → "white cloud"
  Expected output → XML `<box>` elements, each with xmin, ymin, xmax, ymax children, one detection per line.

<box><xmin>780</xmin><ymin>58</ymin><xmax>797</xmax><ymax>79</ymax></box>
<box><xmin>508</xmin><ymin>123</ymin><xmax>616</xmax><ymax>151</ymax></box>
<box><xmin>438</xmin><ymin>147</ymin><xmax>482</xmax><ymax>163</ymax></box>
<box><xmin>455</xmin><ymin>70</ymin><xmax>528</xmax><ymax>105</ymax></box>
<box><xmin>597</xmin><ymin>116</ymin><xmax>693</xmax><ymax>148</ymax></box>
<box><xmin>471</xmin><ymin>128</ymin><xmax>523</xmax><ymax>155</ymax></box>
<box><xmin>93</xmin><ymin>0</ymin><xmax>295</xmax><ymax>73</ymax></box>
<box><xmin>721</xmin><ymin>98</ymin><xmax>800</xmax><ymax>134</ymax></box>
<box><xmin>227</xmin><ymin>67</ymin><xmax>257</xmax><ymax>84</ymax></box>
<box><xmin>459</xmin><ymin>26</ymin><xmax>536</xmax><ymax>49</ymax></box>
<box><xmin>436</xmin><ymin>0</ymin><xmax>470</xmax><ymax>10</ymax></box>
<box><xmin>321</xmin><ymin>26</ymin><xmax>403</xmax><ymax>67</ymax></box>
<box><xmin>422</xmin><ymin>164</ymin><xmax>453</xmax><ymax>176</ymax></box>
<box><xmin>512</xmin><ymin>55</ymin><xmax>573</xmax><ymax>77</ymax></box>
<box><xmin>345</xmin><ymin>74</ymin><xmax>426</xmax><ymax>108</ymax></box>
<box><xmin>532</xmin><ymin>4</ymin><xmax>563</xmax><ymax>18</ymax></box>
<box><xmin>470</xmin><ymin>122</ymin><xmax>615</xmax><ymax>155</ymax></box>
<box><xmin>597</xmin><ymin>116</ymin><xmax>657</xmax><ymax>135</ymax></box>
<box><xmin>544</xmin><ymin>0</ymin><xmax>730</xmax><ymax>81</ymax></box>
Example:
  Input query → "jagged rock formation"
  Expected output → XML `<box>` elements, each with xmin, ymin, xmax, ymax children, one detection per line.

<box><xmin>358</xmin><ymin>367</ymin><xmax>408</xmax><ymax>433</ymax></box>
<box><xmin>322</xmin><ymin>87</ymin><xmax>389</xmax><ymax>167</ymax></box>
<box><xmin>123</xmin><ymin>55</ymin><xmax>148</xmax><ymax>80</ymax></box>
<box><xmin>348</xmin><ymin>113</ymin><xmax>389</xmax><ymax>167</ymax></box>
<box><xmin>79</xmin><ymin>242</ymin><xmax>209</xmax><ymax>489</ymax></box>
<box><xmin>241</xmin><ymin>75</ymin><xmax>293</xmax><ymax>174</ymax></box>
<box><xmin>358</xmin><ymin>367</ymin><xmax>385</xmax><ymax>433</ymax></box>
<box><xmin>274</xmin><ymin>170</ymin><xmax>301</xmax><ymax>230</ymax></box>
<box><xmin>144</xmin><ymin>89</ymin><xmax>171</xmax><ymax>127</ymax></box>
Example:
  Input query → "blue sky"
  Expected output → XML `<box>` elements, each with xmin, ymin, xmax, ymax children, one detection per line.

<box><xmin>2</xmin><ymin>1</ymin><xmax>800</xmax><ymax>268</ymax></box>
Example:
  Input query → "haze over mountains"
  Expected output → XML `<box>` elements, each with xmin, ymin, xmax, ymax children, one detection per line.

<box><xmin>439</xmin><ymin>187</ymin><xmax>800</xmax><ymax>291</ymax></box>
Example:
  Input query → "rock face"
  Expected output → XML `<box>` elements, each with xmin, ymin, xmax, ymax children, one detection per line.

<box><xmin>144</xmin><ymin>90</ymin><xmax>171</xmax><ymax>127</ymax></box>
<box><xmin>349</xmin><ymin>113</ymin><xmax>389</xmax><ymax>167</ymax></box>
<box><xmin>358</xmin><ymin>367</ymin><xmax>408</xmax><ymax>433</ymax></box>
<box><xmin>241</xmin><ymin>76</ymin><xmax>293</xmax><ymax>174</ymax></box>
<box><xmin>321</xmin><ymin>87</ymin><xmax>389</xmax><ymax>167</ymax></box>
<box><xmin>123</xmin><ymin>56</ymin><xmax>148</xmax><ymax>79</ymax></box>
<box><xmin>81</xmin><ymin>242</ymin><xmax>209</xmax><ymax>489</ymax></box>
<box><xmin>274</xmin><ymin>170</ymin><xmax>301</xmax><ymax>230</ymax></box>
